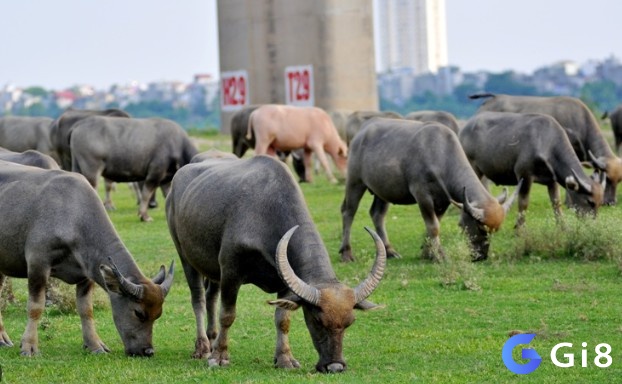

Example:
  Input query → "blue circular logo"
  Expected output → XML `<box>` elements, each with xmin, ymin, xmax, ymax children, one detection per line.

<box><xmin>502</xmin><ymin>333</ymin><xmax>542</xmax><ymax>374</ymax></box>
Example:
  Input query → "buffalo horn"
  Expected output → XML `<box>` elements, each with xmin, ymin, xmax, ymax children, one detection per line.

<box><xmin>588</xmin><ymin>150</ymin><xmax>608</xmax><ymax>172</ymax></box>
<box><xmin>462</xmin><ymin>188</ymin><xmax>486</xmax><ymax>223</ymax></box>
<box><xmin>501</xmin><ymin>179</ymin><xmax>523</xmax><ymax>213</ymax></box>
<box><xmin>353</xmin><ymin>227</ymin><xmax>387</xmax><ymax>304</ymax></box>
<box><xmin>108</xmin><ymin>257</ymin><xmax>144</xmax><ymax>300</ymax></box>
<box><xmin>155</xmin><ymin>260</ymin><xmax>175</xmax><ymax>298</ymax></box>
<box><xmin>495</xmin><ymin>188</ymin><xmax>508</xmax><ymax>204</ymax></box>
<box><xmin>571</xmin><ymin>169</ymin><xmax>593</xmax><ymax>194</ymax></box>
<box><xmin>275</xmin><ymin>226</ymin><xmax>321</xmax><ymax>306</ymax></box>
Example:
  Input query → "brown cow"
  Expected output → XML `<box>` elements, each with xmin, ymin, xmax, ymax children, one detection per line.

<box><xmin>247</xmin><ymin>104</ymin><xmax>348</xmax><ymax>183</ymax></box>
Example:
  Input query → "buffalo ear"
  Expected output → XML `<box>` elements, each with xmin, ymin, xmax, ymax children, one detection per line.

<box><xmin>100</xmin><ymin>265</ymin><xmax>123</xmax><ymax>295</ymax></box>
<box><xmin>267</xmin><ymin>299</ymin><xmax>301</xmax><ymax>311</ymax></box>
<box><xmin>355</xmin><ymin>299</ymin><xmax>385</xmax><ymax>311</ymax></box>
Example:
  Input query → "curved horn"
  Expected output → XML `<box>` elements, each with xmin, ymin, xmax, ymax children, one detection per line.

<box><xmin>108</xmin><ymin>258</ymin><xmax>144</xmax><ymax>300</ymax></box>
<box><xmin>588</xmin><ymin>150</ymin><xmax>608</xmax><ymax>172</ymax></box>
<box><xmin>462</xmin><ymin>188</ymin><xmax>485</xmax><ymax>223</ymax></box>
<box><xmin>353</xmin><ymin>227</ymin><xmax>387</xmax><ymax>304</ymax></box>
<box><xmin>495</xmin><ymin>187</ymin><xmax>508</xmax><ymax>204</ymax></box>
<box><xmin>502</xmin><ymin>179</ymin><xmax>523</xmax><ymax>213</ymax></box>
<box><xmin>156</xmin><ymin>260</ymin><xmax>175</xmax><ymax>298</ymax></box>
<box><xmin>570</xmin><ymin>168</ymin><xmax>593</xmax><ymax>194</ymax></box>
<box><xmin>275</xmin><ymin>226</ymin><xmax>321</xmax><ymax>306</ymax></box>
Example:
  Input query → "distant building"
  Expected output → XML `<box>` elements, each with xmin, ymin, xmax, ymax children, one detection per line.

<box><xmin>375</xmin><ymin>0</ymin><xmax>448</xmax><ymax>75</ymax></box>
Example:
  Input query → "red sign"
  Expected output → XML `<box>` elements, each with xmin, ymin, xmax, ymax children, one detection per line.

<box><xmin>221</xmin><ymin>70</ymin><xmax>248</xmax><ymax>111</ymax></box>
<box><xmin>284</xmin><ymin>65</ymin><xmax>314</xmax><ymax>106</ymax></box>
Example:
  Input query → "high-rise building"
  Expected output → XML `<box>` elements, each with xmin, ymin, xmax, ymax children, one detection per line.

<box><xmin>375</xmin><ymin>0</ymin><xmax>448</xmax><ymax>75</ymax></box>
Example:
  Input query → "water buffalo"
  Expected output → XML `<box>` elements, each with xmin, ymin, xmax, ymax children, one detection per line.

<box><xmin>470</xmin><ymin>93</ymin><xmax>622</xmax><ymax>205</ymax></box>
<box><xmin>344</xmin><ymin>110</ymin><xmax>403</xmax><ymax>144</ymax></box>
<box><xmin>605</xmin><ymin>105</ymin><xmax>622</xmax><ymax>154</ymax></box>
<box><xmin>460</xmin><ymin>112</ymin><xmax>605</xmax><ymax>227</ymax></box>
<box><xmin>166</xmin><ymin>154</ymin><xmax>386</xmax><ymax>373</ymax></box>
<box><xmin>70</xmin><ymin>115</ymin><xmax>197</xmax><ymax>221</ymax></box>
<box><xmin>340</xmin><ymin>117</ymin><xmax>518</xmax><ymax>262</ymax></box>
<box><xmin>0</xmin><ymin>161</ymin><xmax>174</xmax><ymax>356</ymax></box>
<box><xmin>50</xmin><ymin>108</ymin><xmax>131</xmax><ymax>170</ymax></box>
<box><xmin>49</xmin><ymin>108</ymin><xmax>133</xmax><ymax>209</ymax></box>
<box><xmin>0</xmin><ymin>147</ymin><xmax>59</xmax><ymax>170</ymax></box>
<box><xmin>405</xmin><ymin>110</ymin><xmax>460</xmax><ymax>134</ymax></box>
<box><xmin>247</xmin><ymin>104</ymin><xmax>348</xmax><ymax>183</ymax></box>
<box><xmin>230</xmin><ymin>104</ymin><xmax>306</xmax><ymax>181</ymax></box>
<box><xmin>0</xmin><ymin>116</ymin><xmax>57</xmax><ymax>162</ymax></box>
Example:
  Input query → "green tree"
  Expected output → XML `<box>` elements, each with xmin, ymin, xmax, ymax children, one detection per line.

<box><xmin>580</xmin><ymin>80</ymin><xmax>619</xmax><ymax>113</ymax></box>
<box><xmin>483</xmin><ymin>71</ymin><xmax>538</xmax><ymax>95</ymax></box>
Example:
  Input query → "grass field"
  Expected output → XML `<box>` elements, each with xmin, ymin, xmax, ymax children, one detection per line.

<box><xmin>1</xmin><ymin>133</ymin><xmax>622</xmax><ymax>383</ymax></box>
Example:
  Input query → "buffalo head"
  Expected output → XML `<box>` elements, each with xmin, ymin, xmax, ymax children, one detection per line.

<box><xmin>453</xmin><ymin>182</ymin><xmax>520</xmax><ymax>261</ymax></box>
<box><xmin>268</xmin><ymin>226</ymin><xmax>386</xmax><ymax>373</ymax></box>
<box><xmin>100</xmin><ymin>259</ymin><xmax>174</xmax><ymax>357</ymax></box>
<box><xmin>565</xmin><ymin>168</ymin><xmax>606</xmax><ymax>216</ymax></box>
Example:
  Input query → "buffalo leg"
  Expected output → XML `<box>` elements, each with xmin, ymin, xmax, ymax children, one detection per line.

<box><xmin>208</xmin><ymin>277</ymin><xmax>241</xmax><ymax>367</ymax></box>
<box><xmin>21</xmin><ymin>267</ymin><xmax>48</xmax><ymax>356</ymax></box>
<box><xmin>302</xmin><ymin>148</ymin><xmax>314</xmax><ymax>183</ymax></box>
<box><xmin>103</xmin><ymin>179</ymin><xmax>116</xmax><ymax>210</ymax></box>
<box><xmin>205</xmin><ymin>280</ymin><xmax>220</xmax><ymax>343</ymax></box>
<box><xmin>138</xmin><ymin>182</ymin><xmax>158</xmax><ymax>222</ymax></box>
<box><xmin>76</xmin><ymin>279</ymin><xmax>110</xmax><ymax>353</ymax></box>
<box><xmin>515</xmin><ymin>178</ymin><xmax>533</xmax><ymax>228</ymax></box>
<box><xmin>415</xmin><ymin>194</ymin><xmax>444</xmax><ymax>261</ymax></box>
<box><xmin>339</xmin><ymin>180</ymin><xmax>367</xmax><ymax>262</ymax></box>
<box><xmin>310</xmin><ymin>144</ymin><xmax>338</xmax><ymax>184</ymax></box>
<box><xmin>369</xmin><ymin>196</ymin><xmax>401</xmax><ymax>258</ymax></box>
<box><xmin>182</xmin><ymin>261</ymin><xmax>210</xmax><ymax>359</ymax></box>
<box><xmin>273</xmin><ymin>306</ymin><xmax>300</xmax><ymax>369</ymax></box>
<box><xmin>547</xmin><ymin>183</ymin><xmax>563</xmax><ymax>223</ymax></box>
<box><xmin>0</xmin><ymin>274</ymin><xmax>14</xmax><ymax>347</ymax></box>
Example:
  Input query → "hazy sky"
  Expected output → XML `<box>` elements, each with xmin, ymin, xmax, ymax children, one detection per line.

<box><xmin>1</xmin><ymin>0</ymin><xmax>621</xmax><ymax>90</ymax></box>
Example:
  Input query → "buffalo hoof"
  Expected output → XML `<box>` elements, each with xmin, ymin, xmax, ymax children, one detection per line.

<box><xmin>19</xmin><ymin>344</ymin><xmax>39</xmax><ymax>357</ymax></box>
<box><xmin>208</xmin><ymin>357</ymin><xmax>230</xmax><ymax>367</ymax></box>
<box><xmin>471</xmin><ymin>255</ymin><xmax>488</xmax><ymax>262</ymax></box>
<box><xmin>274</xmin><ymin>354</ymin><xmax>301</xmax><ymax>369</ymax></box>
<box><xmin>386</xmin><ymin>248</ymin><xmax>401</xmax><ymax>259</ymax></box>
<box><xmin>148</xmin><ymin>200</ymin><xmax>158</xmax><ymax>209</ymax></box>
<box><xmin>0</xmin><ymin>334</ymin><xmax>13</xmax><ymax>347</ymax></box>
<box><xmin>192</xmin><ymin>337</ymin><xmax>211</xmax><ymax>359</ymax></box>
<box><xmin>140</xmin><ymin>214</ymin><xmax>153</xmax><ymax>222</ymax></box>
<box><xmin>339</xmin><ymin>252</ymin><xmax>354</xmax><ymax>263</ymax></box>
<box><xmin>104</xmin><ymin>203</ymin><xmax>116</xmax><ymax>211</ymax></box>
<box><xmin>84</xmin><ymin>341</ymin><xmax>110</xmax><ymax>354</ymax></box>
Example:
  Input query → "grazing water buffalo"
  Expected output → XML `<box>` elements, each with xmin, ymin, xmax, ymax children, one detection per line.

<box><xmin>405</xmin><ymin>110</ymin><xmax>460</xmax><ymax>134</ymax></box>
<box><xmin>230</xmin><ymin>105</ymin><xmax>306</xmax><ymax>181</ymax></box>
<box><xmin>166</xmin><ymin>154</ymin><xmax>386</xmax><ymax>373</ymax></box>
<box><xmin>50</xmin><ymin>108</ymin><xmax>131</xmax><ymax>170</ymax></box>
<box><xmin>247</xmin><ymin>104</ymin><xmax>348</xmax><ymax>183</ymax></box>
<box><xmin>470</xmin><ymin>93</ymin><xmax>622</xmax><ymax>205</ymax></box>
<box><xmin>344</xmin><ymin>110</ymin><xmax>403</xmax><ymax>144</ymax></box>
<box><xmin>0</xmin><ymin>147</ymin><xmax>59</xmax><ymax>170</ymax></box>
<box><xmin>0</xmin><ymin>161</ymin><xmax>174</xmax><ymax>356</ymax></box>
<box><xmin>0</xmin><ymin>116</ymin><xmax>56</xmax><ymax>161</ymax></box>
<box><xmin>70</xmin><ymin>115</ymin><xmax>197</xmax><ymax>222</ymax></box>
<box><xmin>460</xmin><ymin>112</ymin><xmax>605</xmax><ymax>227</ymax></box>
<box><xmin>49</xmin><ymin>108</ymin><xmax>133</xmax><ymax>209</ymax></box>
<box><xmin>340</xmin><ymin>118</ymin><xmax>518</xmax><ymax>262</ymax></box>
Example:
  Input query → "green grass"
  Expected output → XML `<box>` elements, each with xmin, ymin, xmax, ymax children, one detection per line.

<box><xmin>2</xmin><ymin>134</ymin><xmax>622</xmax><ymax>383</ymax></box>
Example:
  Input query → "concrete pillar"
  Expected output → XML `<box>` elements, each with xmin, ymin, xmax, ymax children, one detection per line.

<box><xmin>218</xmin><ymin>0</ymin><xmax>377</xmax><ymax>134</ymax></box>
